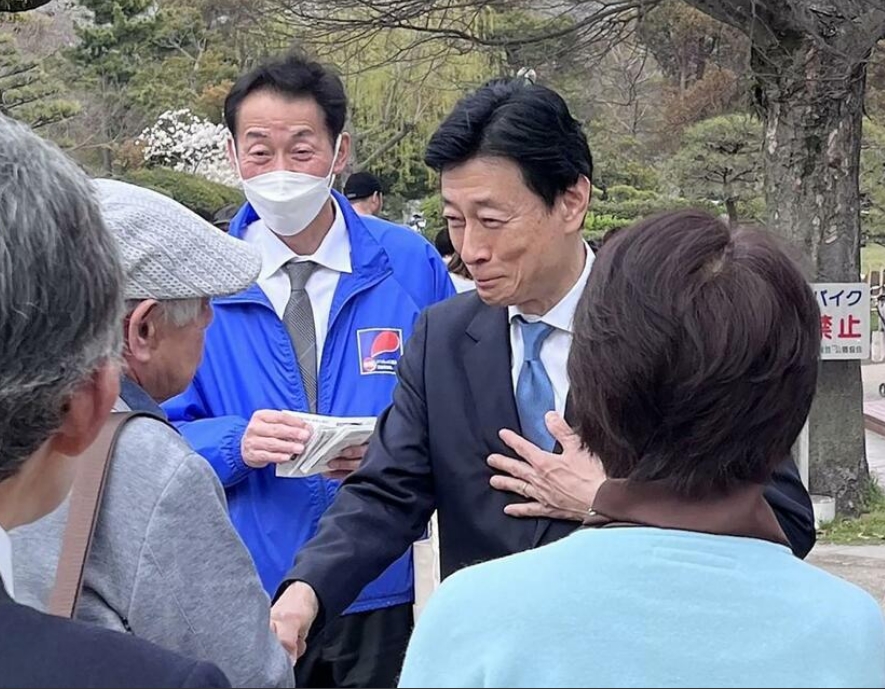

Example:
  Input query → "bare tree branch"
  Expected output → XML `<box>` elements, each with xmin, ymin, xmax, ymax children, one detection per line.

<box><xmin>266</xmin><ymin>0</ymin><xmax>653</xmax><ymax>63</ymax></box>
<box><xmin>684</xmin><ymin>0</ymin><xmax>885</xmax><ymax>62</ymax></box>
<box><xmin>681</xmin><ymin>0</ymin><xmax>774</xmax><ymax>30</ymax></box>
<box><xmin>353</xmin><ymin>121</ymin><xmax>416</xmax><ymax>170</ymax></box>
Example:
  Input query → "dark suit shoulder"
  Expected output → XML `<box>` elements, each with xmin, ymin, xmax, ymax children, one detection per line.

<box><xmin>0</xmin><ymin>599</ymin><xmax>229</xmax><ymax>688</ymax></box>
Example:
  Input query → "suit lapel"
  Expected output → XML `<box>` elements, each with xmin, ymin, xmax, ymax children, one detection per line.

<box><xmin>464</xmin><ymin>304</ymin><xmax>522</xmax><ymax>449</ymax></box>
<box><xmin>464</xmin><ymin>303</ymin><xmax>581</xmax><ymax>551</ymax></box>
<box><xmin>465</xmin><ymin>304</ymin><xmax>563</xmax><ymax>551</ymax></box>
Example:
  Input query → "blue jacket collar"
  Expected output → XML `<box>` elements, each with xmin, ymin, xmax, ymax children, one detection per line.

<box><xmin>223</xmin><ymin>190</ymin><xmax>391</xmax><ymax>309</ymax></box>
<box><xmin>228</xmin><ymin>189</ymin><xmax>390</xmax><ymax>279</ymax></box>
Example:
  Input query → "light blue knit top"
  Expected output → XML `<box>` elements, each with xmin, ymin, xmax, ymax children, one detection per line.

<box><xmin>400</xmin><ymin>528</ymin><xmax>885</xmax><ymax>688</ymax></box>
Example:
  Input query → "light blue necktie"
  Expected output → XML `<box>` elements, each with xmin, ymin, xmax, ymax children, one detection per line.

<box><xmin>515</xmin><ymin>317</ymin><xmax>556</xmax><ymax>451</ymax></box>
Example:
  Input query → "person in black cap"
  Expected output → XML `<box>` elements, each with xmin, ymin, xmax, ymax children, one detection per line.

<box><xmin>343</xmin><ymin>171</ymin><xmax>384</xmax><ymax>217</ymax></box>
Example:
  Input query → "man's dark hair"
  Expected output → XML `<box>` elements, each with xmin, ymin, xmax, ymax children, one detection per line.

<box><xmin>224</xmin><ymin>52</ymin><xmax>347</xmax><ymax>144</ymax></box>
<box><xmin>568</xmin><ymin>210</ymin><xmax>820</xmax><ymax>498</ymax></box>
<box><xmin>424</xmin><ymin>78</ymin><xmax>592</xmax><ymax>207</ymax></box>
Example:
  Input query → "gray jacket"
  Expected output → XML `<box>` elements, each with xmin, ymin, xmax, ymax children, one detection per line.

<box><xmin>11</xmin><ymin>401</ymin><xmax>293</xmax><ymax>688</ymax></box>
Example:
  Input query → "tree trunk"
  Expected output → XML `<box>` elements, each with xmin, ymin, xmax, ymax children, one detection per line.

<box><xmin>724</xmin><ymin>196</ymin><xmax>738</xmax><ymax>227</ymax></box>
<box><xmin>754</xmin><ymin>40</ymin><xmax>871</xmax><ymax>514</ymax></box>
<box><xmin>100</xmin><ymin>144</ymin><xmax>113</xmax><ymax>174</ymax></box>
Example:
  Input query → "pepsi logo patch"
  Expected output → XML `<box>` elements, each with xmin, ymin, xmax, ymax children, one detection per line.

<box><xmin>357</xmin><ymin>328</ymin><xmax>404</xmax><ymax>375</ymax></box>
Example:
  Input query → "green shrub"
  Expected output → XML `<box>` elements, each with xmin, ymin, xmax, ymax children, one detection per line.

<box><xmin>594</xmin><ymin>196</ymin><xmax>714</xmax><ymax>221</ymax></box>
<box><xmin>604</xmin><ymin>185</ymin><xmax>660</xmax><ymax>203</ymax></box>
<box><xmin>583</xmin><ymin>213</ymin><xmax>633</xmax><ymax>241</ymax></box>
<box><xmin>119</xmin><ymin>168</ymin><xmax>243</xmax><ymax>220</ymax></box>
<box><xmin>584</xmin><ymin>195</ymin><xmax>725</xmax><ymax>244</ymax></box>
<box><xmin>736</xmin><ymin>197</ymin><xmax>767</xmax><ymax>223</ymax></box>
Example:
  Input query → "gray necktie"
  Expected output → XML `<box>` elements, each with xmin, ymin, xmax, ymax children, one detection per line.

<box><xmin>283</xmin><ymin>260</ymin><xmax>318</xmax><ymax>413</ymax></box>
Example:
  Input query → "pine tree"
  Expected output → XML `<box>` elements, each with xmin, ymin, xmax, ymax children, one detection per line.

<box><xmin>0</xmin><ymin>31</ymin><xmax>78</xmax><ymax>128</ymax></box>
<box><xmin>66</xmin><ymin>0</ymin><xmax>160</xmax><ymax>168</ymax></box>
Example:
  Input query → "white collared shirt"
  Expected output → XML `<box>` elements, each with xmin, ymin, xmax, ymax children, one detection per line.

<box><xmin>243</xmin><ymin>198</ymin><xmax>353</xmax><ymax>370</ymax></box>
<box><xmin>0</xmin><ymin>525</ymin><xmax>13</xmax><ymax>597</ymax></box>
<box><xmin>508</xmin><ymin>244</ymin><xmax>594</xmax><ymax>414</ymax></box>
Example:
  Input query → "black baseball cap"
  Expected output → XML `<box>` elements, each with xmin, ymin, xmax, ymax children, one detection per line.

<box><xmin>344</xmin><ymin>172</ymin><xmax>383</xmax><ymax>200</ymax></box>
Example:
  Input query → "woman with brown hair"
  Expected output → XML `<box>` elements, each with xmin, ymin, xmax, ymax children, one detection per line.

<box><xmin>400</xmin><ymin>210</ymin><xmax>885</xmax><ymax>688</ymax></box>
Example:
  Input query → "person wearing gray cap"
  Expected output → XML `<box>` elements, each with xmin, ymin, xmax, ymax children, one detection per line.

<box><xmin>0</xmin><ymin>112</ymin><xmax>228</xmax><ymax>689</ymax></box>
<box><xmin>12</xmin><ymin>180</ymin><xmax>294</xmax><ymax>689</ymax></box>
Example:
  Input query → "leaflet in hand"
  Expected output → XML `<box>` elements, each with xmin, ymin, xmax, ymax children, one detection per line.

<box><xmin>275</xmin><ymin>412</ymin><xmax>377</xmax><ymax>479</ymax></box>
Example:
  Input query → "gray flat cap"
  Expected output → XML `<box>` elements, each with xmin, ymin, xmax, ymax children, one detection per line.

<box><xmin>93</xmin><ymin>179</ymin><xmax>260</xmax><ymax>301</ymax></box>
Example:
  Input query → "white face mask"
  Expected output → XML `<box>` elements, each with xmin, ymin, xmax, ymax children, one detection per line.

<box><xmin>235</xmin><ymin>136</ymin><xmax>342</xmax><ymax>237</ymax></box>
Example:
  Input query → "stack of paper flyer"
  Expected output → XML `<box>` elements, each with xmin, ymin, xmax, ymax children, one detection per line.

<box><xmin>275</xmin><ymin>412</ymin><xmax>377</xmax><ymax>478</ymax></box>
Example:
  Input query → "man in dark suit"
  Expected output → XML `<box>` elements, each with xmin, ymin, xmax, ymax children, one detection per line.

<box><xmin>270</xmin><ymin>78</ymin><xmax>816</xmax><ymax>658</ymax></box>
<box><xmin>0</xmin><ymin>114</ymin><xmax>228</xmax><ymax>688</ymax></box>
<box><xmin>0</xmin><ymin>587</ymin><xmax>227</xmax><ymax>688</ymax></box>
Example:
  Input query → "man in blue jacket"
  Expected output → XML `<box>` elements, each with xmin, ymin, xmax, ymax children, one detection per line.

<box><xmin>164</xmin><ymin>52</ymin><xmax>454</xmax><ymax>688</ymax></box>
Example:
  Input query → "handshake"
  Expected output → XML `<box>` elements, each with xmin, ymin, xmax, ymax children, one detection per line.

<box><xmin>241</xmin><ymin>409</ymin><xmax>373</xmax><ymax>481</ymax></box>
<box><xmin>244</xmin><ymin>409</ymin><xmax>377</xmax><ymax>660</ymax></box>
<box><xmin>270</xmin><ymin>582</ymin><xmax>320</xmax><ymax>661</ymax></box>
<box><xmin>266</xmin><ymin>412</ymin><xmax>606</xmax><ymax>661</ymax></box>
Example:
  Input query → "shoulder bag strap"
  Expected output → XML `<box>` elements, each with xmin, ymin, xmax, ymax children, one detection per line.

<box><xmin>47</xmin><ymin>411</ymin><xmax>144</xmax><ymax>618</ymax></box>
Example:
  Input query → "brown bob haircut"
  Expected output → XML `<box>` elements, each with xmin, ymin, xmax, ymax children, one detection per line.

<box><xmin>568</xmin><ymin>209</ymin><xmax>820</xmax><ymax>497</ymax></box>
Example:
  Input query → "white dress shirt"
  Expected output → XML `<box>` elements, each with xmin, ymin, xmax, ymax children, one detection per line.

<box><xmin>508</xmin><ymin>244</ymin><xmax>594</xmax><ymax>414</ymax></box>
<box><xmin>243</xmin><ymin>198</ymin><xmax>352</xmax><ymax>370</ymax></box>
<box><xmin>0</xmin><ymin>525</ymin><xmax>14</xmax><ymax>597</ymax></box>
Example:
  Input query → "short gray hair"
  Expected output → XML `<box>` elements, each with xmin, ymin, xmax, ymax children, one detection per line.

<box><xmin>0</xmin><ymin>116</ymin><xmax>123</xmax><ymax>482</ymax></box>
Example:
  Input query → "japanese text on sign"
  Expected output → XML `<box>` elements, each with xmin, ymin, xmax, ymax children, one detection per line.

<box><xmin>813</xmin><ymin>283</ymin><xmax>870</xmax><ymax>360</ymax></box>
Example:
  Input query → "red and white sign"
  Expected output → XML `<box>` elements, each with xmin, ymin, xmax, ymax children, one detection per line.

<box><xmin>813</xmin><ymin>283</ymin><xmax>870</xmax><ymax>360</ymax></box>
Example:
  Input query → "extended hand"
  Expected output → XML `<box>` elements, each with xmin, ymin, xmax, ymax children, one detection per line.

<box><xmin>270</xmin><ymin>582</ymin><xmax>320</xmax><ymax>662</ymax></box>
<box><xmin>488</xmin><ymin>412</ymin><xmax>605</xmax><ymax>522</ymax></box>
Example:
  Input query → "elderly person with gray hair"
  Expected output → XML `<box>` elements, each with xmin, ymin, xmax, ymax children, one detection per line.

<box><xmin>12</xmin><ymin>180</ymin><xmax>294</xmax><ymax>688</ymax></box>
<box><xmin>0</xmin><ymin>116</ymin><xmax>228</xmax><ymax>686</ymax></box>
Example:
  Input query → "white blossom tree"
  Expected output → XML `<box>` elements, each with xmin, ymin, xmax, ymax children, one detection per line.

<box><xmin>137</xmin><ymin>108</ymin><xmax>237</xmax><ymax>187</ymax></box>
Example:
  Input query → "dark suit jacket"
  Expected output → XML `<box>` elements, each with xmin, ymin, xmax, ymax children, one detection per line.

<box><xmin>286</xmin><ymin>292</ymin><xmax>816</xmax><ymax>626</ymax></box>
<box><xmin>0</xmin><ymin>579</ymin><xmax>229</xmax><ymax>688</ymax></box>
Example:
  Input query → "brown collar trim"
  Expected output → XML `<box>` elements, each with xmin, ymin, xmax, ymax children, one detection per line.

<box><xmin>586</xmin><ymin>479</ymin><xmax>789</xmax><ymax>548</ymax></box>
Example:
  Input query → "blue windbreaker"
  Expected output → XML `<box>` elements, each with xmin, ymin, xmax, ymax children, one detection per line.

<box><xmin>163</xmin><ymin>192</ymin><xmax>455</xmax><ymax>614</ymax></box>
